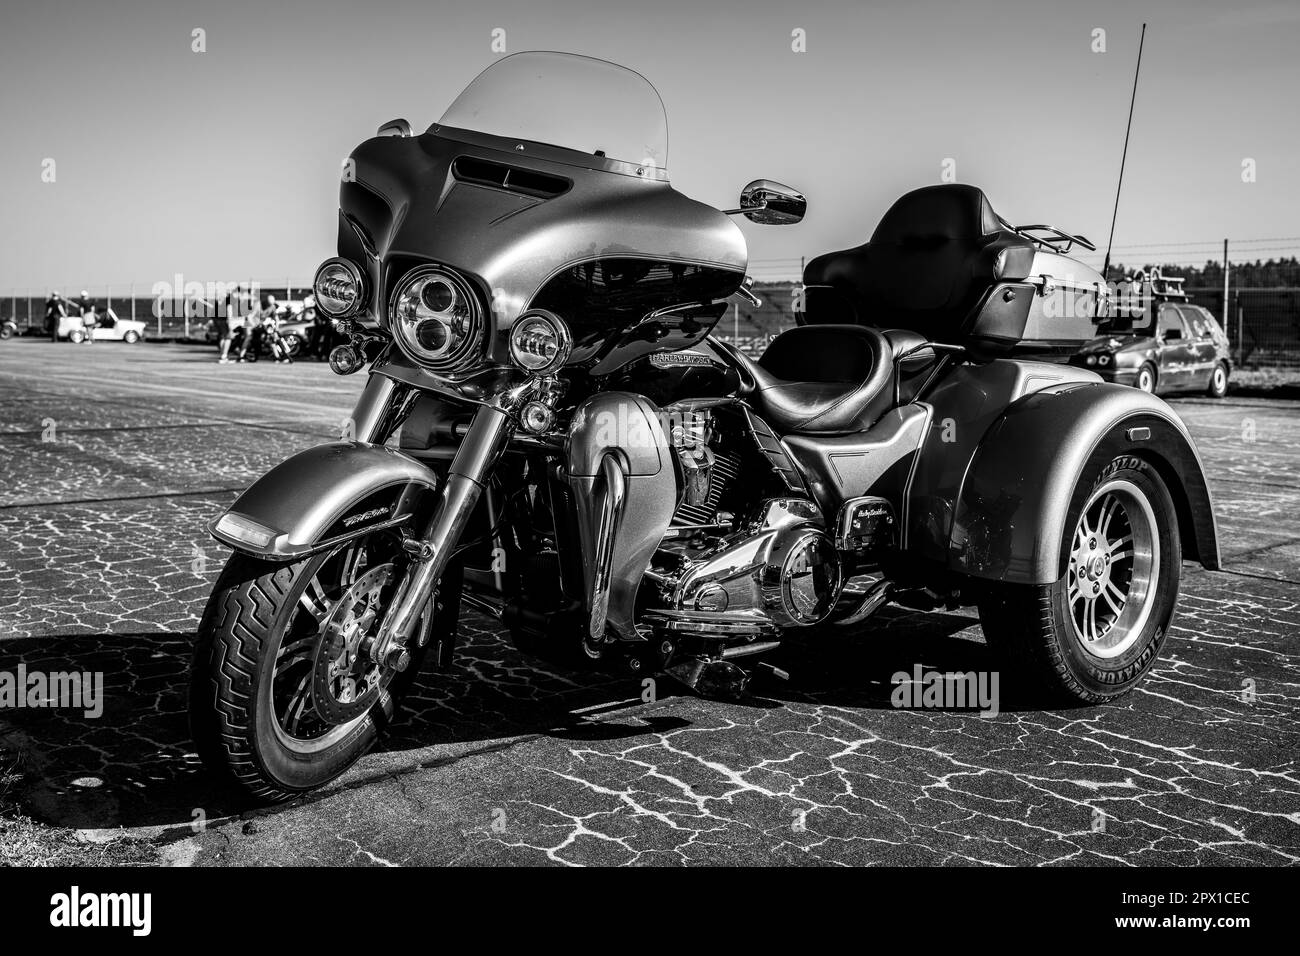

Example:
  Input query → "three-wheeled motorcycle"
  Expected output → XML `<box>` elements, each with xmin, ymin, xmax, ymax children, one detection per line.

<box><xmin>190</xmin><ymin>52</ymin><xmax>1220</xmax><ymax>802</ymax></box>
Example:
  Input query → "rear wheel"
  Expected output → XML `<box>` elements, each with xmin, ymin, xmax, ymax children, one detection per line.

<box><xmin>189</xmin><ymin>530</ymin><xmax>458</xmax><ymax>802</ymax></box>
<box><xmin>978</xmin><ymin>455</ymin><xmax>1180</xmax><ymax>704</ymax></box>
<box><xmin>1207</xmin><ymin>362</ymin><xmax>1229</xmax><ymax>398</ymax></box>
<box><xmin>1136</xmin><ymin>363</ymin><xmax>1157</xmax><ymax>393</ymax></box>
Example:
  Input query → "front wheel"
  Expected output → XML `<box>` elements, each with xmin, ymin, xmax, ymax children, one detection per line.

<box><xmin>68</xmin><ymin>329</ymin><xmax>84</xmax><ymax>344</ymax></box>
<box><xmin>978</xmin><ymin>455</ymin><xmax>1181</xmax><ymax>704</ymax></box>
<box><xmin>189</xmin><ymin>530</ymin><xmax>458</xmax><ymax>802</ymax></box>
<box><xmin>1136</xmin><ymin>363</ymin><xmax>1157</xmax><ymax>393</ymax></box>
<box><xmin>123</xmin><ymin>330</ymin><xmax>140</xmax><ymax>344</ymax></box>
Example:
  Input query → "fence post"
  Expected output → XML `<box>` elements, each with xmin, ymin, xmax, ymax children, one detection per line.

<box><xmin>1222</xmin><ymin>238</ymin><xmax>1229</xmax><ymax>334</ymax></box>
<box><xmin>1236</xmin><ymin>299</ymin><xmax>1243</xmax><ymax>362</ymax></box>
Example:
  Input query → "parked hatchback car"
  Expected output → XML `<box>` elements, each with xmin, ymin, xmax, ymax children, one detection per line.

<box><xmin>1069</xmin><ymin>270</ymin><xmax>1231</xmax><ymax>398</ymax></box>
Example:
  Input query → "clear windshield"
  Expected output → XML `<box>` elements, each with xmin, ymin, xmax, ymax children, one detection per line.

<box><xmin>437</xmin><ymin>52</ymin><xmax>668</xmax><ymax>172</ymax></box>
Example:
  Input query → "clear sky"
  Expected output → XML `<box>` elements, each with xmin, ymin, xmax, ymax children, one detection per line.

<box><xmin>1</xmin><ymin>0</ymin><xmax>1297</xmax><ymax>294</ymax></box>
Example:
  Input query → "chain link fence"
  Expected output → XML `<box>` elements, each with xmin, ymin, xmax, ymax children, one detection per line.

<box><xmin>1183</xmin><ymin>287</ymin><xmax>1300</xmax><ymax>368</ymax></box>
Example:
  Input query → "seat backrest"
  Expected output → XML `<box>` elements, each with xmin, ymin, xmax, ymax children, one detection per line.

<box><xmin>803</xmin><ymin>184</ymin><xmax>1035</xmax><ymax>343</ymax></box>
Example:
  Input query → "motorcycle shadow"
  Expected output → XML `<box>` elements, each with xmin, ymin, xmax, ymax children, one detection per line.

<box><xmin>0</xmin><ymin>607</ymin><xmax>1048</xmax><ymax>832</ymax></box>
<box><xmin>743</xmin><ymin>606</ymin><xmax>1067</xmax><ymax>714</ymax></box>
<box><xmin>0</xmin><ymin>616</ymin><xmax>663</xmax><ymax>831</ymax></box>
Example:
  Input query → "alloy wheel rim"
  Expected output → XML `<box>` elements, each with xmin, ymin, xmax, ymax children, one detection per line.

<box><xmin>1067</xmin><ymin>478</ymin><xmax>1160</xmax><ymax>659</ymax></box>
<box><xmin>266</xmin><ymin>538</ymin><xmax>395</xmax><ymax>754</ymax></box>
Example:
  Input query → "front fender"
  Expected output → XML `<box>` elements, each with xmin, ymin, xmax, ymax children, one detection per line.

<box><xmin>951</xmin><ymin>384</ymin><xmax>1220</xmax><ymax>584</ymax></box>
<box><xmin>210</xmin><ymin>441</ymin><xmax>438</xmax><ymax>558</ymax></box>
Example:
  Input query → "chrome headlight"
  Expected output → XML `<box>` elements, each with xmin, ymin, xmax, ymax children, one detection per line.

<box><xmin>1084</xmin><ymin>355</ymin><xmax>1097</xmax><ymax>366</ymax></box>
<box><xmin>313</xmin><ymin>258</ymin><xmax>366</xmax><ymax>319</ymax></box>
<box><xmin>509</xmin><ymin>310</ymin><xmax>571</xmax><ymax>374</ymax></box>
<box><xmin>388</xmin><ymin>266</ymin><xmax>484</xmax><ymax>374</ymax></box>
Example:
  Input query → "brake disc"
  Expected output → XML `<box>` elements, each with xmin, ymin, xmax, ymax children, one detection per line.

<box><xmin>310</xmin><ymin>563</ymin><xmax>395</xmax><ymax>724</ymax></box>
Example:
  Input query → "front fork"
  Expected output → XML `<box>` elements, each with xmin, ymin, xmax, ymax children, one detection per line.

<box><xmin>355</xmin><ymin>374</ymin><xmax>533</xmax><ymax>667</ymax></box>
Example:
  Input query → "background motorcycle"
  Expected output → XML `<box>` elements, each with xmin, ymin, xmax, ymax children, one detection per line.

<box><xmin>191</xmin><ymin>52</ymin><xmax>1219</xmax><ymax>802</ymax></box>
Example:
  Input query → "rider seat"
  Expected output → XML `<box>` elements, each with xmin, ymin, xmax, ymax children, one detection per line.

<box><xmin>736</xmin><ymin>184</ymin><xmax>1036</xmax><ymax>435</ymax></box>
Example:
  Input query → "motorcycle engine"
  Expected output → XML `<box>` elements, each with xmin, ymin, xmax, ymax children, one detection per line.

<box><xmin>650</xmin><ymin>410</ymin><xmax>843</xmax><ymax>638</ymax></box>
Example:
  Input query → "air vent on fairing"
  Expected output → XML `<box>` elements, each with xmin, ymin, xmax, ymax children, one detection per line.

<box><xmin>450</xmin><ymin>157</ymin><xmax>571</xmax><ymax>199</ymax></box>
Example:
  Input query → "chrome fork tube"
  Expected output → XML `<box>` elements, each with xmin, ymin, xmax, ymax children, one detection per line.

<box><xmin>373</xmin><ymin>403</ymin><xmax>513</xmax><ymax>655</ymax></box>
<box><xmin>349</xmin><ymin>373</ymin><xmax>420</xmax><ymax>445</ymax></box>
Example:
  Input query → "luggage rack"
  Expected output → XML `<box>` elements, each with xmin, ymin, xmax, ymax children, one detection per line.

<box><xmin>998</xmin><ymin>217</ymin><xmax>1097</xmax><ymax>255</ymax></box>
<box><xmin>1128</xmin><ymin>267</ymin><xmax>1188</xmax><ymax>300</ymax></box>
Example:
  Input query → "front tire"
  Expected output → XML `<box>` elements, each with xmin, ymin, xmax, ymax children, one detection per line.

<box><xmin>978</xmin><ymin>455</ymin><xmax>1181</xmax><ymax>704</ymax></box>
<box><xmin>123</xmin><ymin>330</ymin><xmax>140</xmax><ymax>344</ymax></box>
<box><xmin>68</xmin><ymin>329</ymin><xmax>84</xmax><ymax>344</ymax></box>
<box><xmin>1136</xmin><ymin>363</ymin><xmax>1157</xmax><ymax>393</ymax></box>
<box><xmin>190</xmin><ymin>534</ymin><xmax>457</xmax><ymax>803</ymax></box>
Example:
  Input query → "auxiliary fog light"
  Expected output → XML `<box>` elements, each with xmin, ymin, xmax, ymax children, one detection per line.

<box><xmin>520</xmin><ymin>401</ymin><xmax>556</xmax><ymax>435</ymax></box>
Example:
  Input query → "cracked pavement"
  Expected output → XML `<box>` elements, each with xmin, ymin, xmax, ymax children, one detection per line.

<box><xmin>0</xmin><ymin>340</ymin><xmax>1296</xmax><ymax>866</ymax></box>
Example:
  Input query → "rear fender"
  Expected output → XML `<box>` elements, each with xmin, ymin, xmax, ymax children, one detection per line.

<box><xmin>209</xmin><ymin>441</ymin><xmax>438</xmax><ymax>559</ymax></box>
<box><xmin>950</xmin><ymin>384</ymin><xmax>1220</xmax><ymax>584</ymax></box>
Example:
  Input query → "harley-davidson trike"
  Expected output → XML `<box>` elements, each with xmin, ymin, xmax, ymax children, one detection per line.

<box><xmin>190</xmin><ymin>52</ymin><xmax>1220</xmax><ymax>801</ymax></box>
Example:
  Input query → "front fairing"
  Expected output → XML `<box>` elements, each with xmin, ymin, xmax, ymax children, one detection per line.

<box><xmin>338</xmin><ymin>127</ymin><xmax>746</xmax><ymax>371</ymax></box>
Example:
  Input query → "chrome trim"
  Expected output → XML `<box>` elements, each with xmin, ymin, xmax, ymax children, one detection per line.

<box><xmin>371</xmin><ymin>404</ymin><xmax>514</xmax><ymax>660</ymax></box>
<box><xmin>387</xmin><ymin>264</ymin><xmax>485</xmax><ymax>375</ymax></box>
<box><xmin>833</xmin><ymin>578</ymin><xmax>893</xmax><ymax>628</ymax></box>
<box><xmin>587</xmin><ymin>454</ymin><xmax>628</xmax><ymax>639</ymax></box>
<box><xmin>508</xmin><ymin>309</ymin><xmax>572</xmax><ymax>374</ymax></box>
<box><xmin>313</xmin><ymin>257</ymin><xmax>367</xmax><ymax>319</ymax></box>
<box><xmin>377</xmin><ymin>118</ymin><xmax>412</xmax><ymax>138</ymax></box>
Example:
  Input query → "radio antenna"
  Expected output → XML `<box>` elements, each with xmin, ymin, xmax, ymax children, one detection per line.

<box><xmin>1102</xmin><ymin>22</ymin><xmax>1147</xmax><ymax>280</ymax></box>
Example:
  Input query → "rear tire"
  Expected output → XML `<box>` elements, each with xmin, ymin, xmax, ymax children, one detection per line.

<box><xmin>1207</xmin><ymin>362</ymin><xmax>1229</xmax><ymax>398</ymax></box>
<box><xmin>978</xmin><ymin>454</ymin><xmax>1181</xmax><ymax>704</ymax></box>
<box><xmin>190</xmin><ymin>537</ymin><xmax>458</xmax><ymax>803</ymax></box>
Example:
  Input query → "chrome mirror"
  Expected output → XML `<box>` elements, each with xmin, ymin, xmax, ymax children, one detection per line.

<box><xmin>736</xmin><ymin>179</ymin><xmax>806</xmax><ymax>225</ymax></box>
<box><xmin>377</xmin><ymin>118</ymin><xmax>412</xmax><ymax>138</ymax></box>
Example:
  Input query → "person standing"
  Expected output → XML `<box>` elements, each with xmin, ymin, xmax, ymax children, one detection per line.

<box><xmin>81</xmin><ymin>303</ymin><xmax>98</xmax><ymax>344</ymax></box>
<box><xmin>44</xmin><ymin>291</ymin><xmax>67</xmax><ymax>341</ymax></box>
<box><xmin>216</xmin><ymin>291</ymin><xmax>235</xmax><ymax>363</ymax></box>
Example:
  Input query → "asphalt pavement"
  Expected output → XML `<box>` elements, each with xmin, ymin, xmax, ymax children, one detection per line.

<box><xmin>1</xmin><ymin>338</ymin><xmax>1296</xmax><ymax>866</ymax></box>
